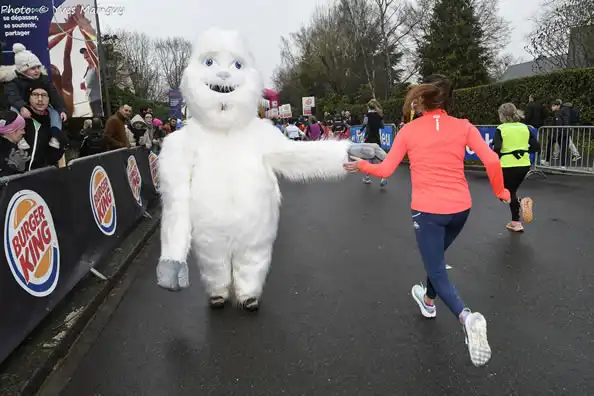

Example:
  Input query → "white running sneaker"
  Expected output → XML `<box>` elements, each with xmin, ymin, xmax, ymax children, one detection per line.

<box><xmin>462</xmin><ymin>310</ymin><xmax>492</xmax><ymax>367</ymax></box>
<box><xmin>411</xmin><ymin>284</ymin><xmax>436</xmax><ymax>318</ymax></box>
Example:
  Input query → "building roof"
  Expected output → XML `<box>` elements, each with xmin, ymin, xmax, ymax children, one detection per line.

<box><xmin>499</xmin><ymin>58</ymin><xmax>563</xmax><ymax>82</ymax></box>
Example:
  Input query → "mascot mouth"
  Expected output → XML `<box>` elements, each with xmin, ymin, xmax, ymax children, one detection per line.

<box><xmin>207</xmin><ymin>83</ymin><xmax>237</xmax><ymax>93</ymax></box>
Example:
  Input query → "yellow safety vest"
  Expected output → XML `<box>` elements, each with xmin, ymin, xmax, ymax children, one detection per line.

<box><xmin>498</xmin><ymin>122</ymin><xmax>531</xmax><ymax>168</ymax></box>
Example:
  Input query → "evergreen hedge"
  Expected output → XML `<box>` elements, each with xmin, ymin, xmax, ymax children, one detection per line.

<box><xmin>333</xmin><ymin>67</ymin><xmax>594</xmax><ymax>126</ymax></box>
<box><xmin>108</xmin><ymin>86</ymin><xmax>169</xmax><ymax>121</ymax></box>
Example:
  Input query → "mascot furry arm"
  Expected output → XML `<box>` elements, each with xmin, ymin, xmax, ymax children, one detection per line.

<box><xmin>260</xmin><ymin>120</ymin><xmax>351</xmax><ymax>181</ymax></box>
<box><xmin>156</xmin><ymin>129</ymin><xmax>194</xmax><ymax>290</ymax></box>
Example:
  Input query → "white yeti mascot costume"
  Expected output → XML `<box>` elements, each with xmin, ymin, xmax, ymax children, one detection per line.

<box><xmin>156</xmin><ymin>28</ymin><xmax>351</xmax><ymax>311</ymax></box>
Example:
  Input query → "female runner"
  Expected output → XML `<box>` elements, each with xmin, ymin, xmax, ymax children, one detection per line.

<box><xmin>344</xmin><ymin>80</ymin><xmax>511</xmax><ymax>367</ymax></box>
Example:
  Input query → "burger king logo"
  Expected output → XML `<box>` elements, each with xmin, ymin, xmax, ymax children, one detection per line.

<box><xmin>89</xmin><ymin>166</ymin><xmax>117</xmax><ymax>235</ymax></box>
<box><xmin>4</xmin><ymin>190</ymin><xmax>60</xmax><ymax>297</ymax></box>
<box><xmin>126</xmin><ymin>155</ymin><xmax>142</xmax><ymax>206</ymax></box>
<box><xmin>148</xmin><ymin>152</ymin><xmax>159</xmax><ymax>189</ymax></box>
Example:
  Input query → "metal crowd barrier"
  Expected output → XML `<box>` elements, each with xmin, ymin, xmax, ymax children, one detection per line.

<box><xmin>535</xmin><ymin>126</ymin><xmax>594</xmax><ymax>174</ymax></box>
<box><xmin>471</xmin><ymin>125</ymin><xmax>546</xmax><ymax>179</ymax></box>
<box><xmin>351</xmin><ymin>122</ymin><xmax>592</xmax><ymax>177</ymax></box>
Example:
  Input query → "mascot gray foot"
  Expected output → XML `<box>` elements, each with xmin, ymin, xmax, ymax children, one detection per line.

<box><xmin>239</xmin><ymin>297</ymin><xmax>260</xmax><ymax>312</ymax></box>
<box><xmin>156</xmin><ymin>259</ymin><xmax>190</xmax><ymax>291</ymax></box>
<box><xmin>208</xmin><ymin>296</ymin><xmax>228</xmax><ymax>309</ymax></box>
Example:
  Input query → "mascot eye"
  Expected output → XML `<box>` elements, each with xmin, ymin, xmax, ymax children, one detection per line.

<box><xmin>204</xmin><ymin>58</ymin><xmax>214</xmax><ymax>66</ymax></box>
<box><xmin>233</xmin><ymin>61</ymin><xmax>242</xmax><ymax>69</ymax></box>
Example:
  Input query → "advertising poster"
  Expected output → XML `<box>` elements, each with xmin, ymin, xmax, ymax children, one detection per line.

<box><xmin>168</xmin><ymin>90</ymin><xmax>182</xmax><ymax>120</ymax></box>
<box><xmin>464</xmin><ymin>126</ymin><xmax>537</xmax><ymax>163</ymax></box>
<box><xmin>1</xmin><ymin>0</ymin><xmax>104</xmax><ymax>118</ymax></box>
<box><xmin>279</xmin><ymin>104</ymin><xmax>292</xmax><ymax>119</ymax></box>
<box><xmin>302</xmin><ymin>96</ymin><xmax>315</xmax><ymax>116</ymax></box>
<box><xmin>349</xmin><ymin>124</ymin><xmax>395</xmax><ymax>151</ymax></box>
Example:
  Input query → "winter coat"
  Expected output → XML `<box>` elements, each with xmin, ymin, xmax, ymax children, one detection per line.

<box><xmin>306</xmin><ymin>122</ymin><xmax>322</xmax><ymax>140</ymax></box>
<box><xmin>129</xmin><ymin>114</ymin><xmax>148</xmax><ymax>146</ymax></box>
<box><xmin>79</xmin><ymin>127</ymin><xmax>106</xmax><ymax>157</ymax></box>
<box><xmin>524</xmin><ymin>101</ymin><xmax>547</xmax><ymax>129</ymax></box>
<box><xmin>552</xmin><ymin>103</ymin><xmax>574</xmax><ymax>127</ymax></box>
<box><xmin>0</xmin><ymin>65</ymin><xmax>66</xmax><ymax>114</ymax></box>
<box><xmin>104</xmin><ymin>112</ymin><xmax>130</xmax><ymax>149</ymax></box>
<box><xmin>361</xmin><ymin>111</ymin><xmax>384</xmax><ymax>144</ymax></box>
<box><xmin>22</xmin><ymin>107</ymin><xmax>66</xmax><ymax>170</ymax></box>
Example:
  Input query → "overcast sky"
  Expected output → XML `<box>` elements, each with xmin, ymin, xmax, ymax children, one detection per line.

<box><xmin>97</xmin><ymin>0</ymin><xmax>542</xmax><ymax>89</ymax></box>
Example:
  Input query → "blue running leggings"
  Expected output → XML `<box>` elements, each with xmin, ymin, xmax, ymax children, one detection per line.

<box><xmin>411</xmin><ymin>209</ymin><xmax>470</xmax><ymax>317</ymax></box>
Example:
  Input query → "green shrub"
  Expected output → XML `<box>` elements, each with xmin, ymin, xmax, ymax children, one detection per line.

<box><xmin>320</xmin><ymin>67</ymin><xmax>594</xmax><ymax>126</ymax></box>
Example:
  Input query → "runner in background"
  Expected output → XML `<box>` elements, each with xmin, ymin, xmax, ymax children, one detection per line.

<box><xmin>492</xmin><ymin>103</ymin><xmax>538</xmax><ymax>232</ymax></box>
<box><xmin>360</xmin><ymin>99</ymin><xmax>388</xmax><ymax>187</ymax></box>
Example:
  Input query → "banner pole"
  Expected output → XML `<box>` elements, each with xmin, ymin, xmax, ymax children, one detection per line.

<box><xmin>93</xmin><ymin>0</ymin><xmax>111</xmax><ymax>117</ymax></box>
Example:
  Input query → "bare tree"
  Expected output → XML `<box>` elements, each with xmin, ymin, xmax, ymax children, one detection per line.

<box><xmin>154</xmin><ymin>37</ymin><xmax>192</xmax><ymax>90</ymax></box>
<box><xmin>273</xmin><ymin>0</ymin><xmax>422</xmax><ymax>104</ymax></box>
<box><xmin>102</xmin><ymin>33</ymin><xmax>134</xmax><ymax>91</ymax></box>
<box><xmin>310</xmin><ymin>5</ymin><xmax>358</xmax><ymax>94</ymax></box>
<box><xmin>526</xmin><ymin>0</ymin><xmax>594</xmax><ymax>69</ymax></box>
<box><xmin>113</xmin><ymin>29</ymin><xmax>162</xmax><ymax>100</ymax></box>
<box><xmin>373</xmin><ymin>0</ymin><xmax>425</xmax><ymax>96</ymax></box>
<box><xmin>338</xmin><ymin>0</ymin><xmax>379</xmax><ymax>98</ymax></box>
<box><xmin>471</xmin><ymin>0</ymin><xmax>511</xmax><ymax>61</ymax></box>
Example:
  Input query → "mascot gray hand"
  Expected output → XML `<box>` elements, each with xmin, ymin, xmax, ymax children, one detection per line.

<box><xmin>156</xmin><ymin>259</ymin><xmax>190</xmax><ymax>291</ymax></box>
<box><xmin>348</xmin><ymin>143</ymin><xmax>386</xmax><ymax>162</ymax></box>
<box><xmin>6</xmin><ymin>148</ymin><xmax>31</xmax><ymax>172</ymax></box>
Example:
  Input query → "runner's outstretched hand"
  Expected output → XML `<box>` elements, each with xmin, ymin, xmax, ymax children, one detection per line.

<box><xmin>343</xmin><ymin>156</ymin><xmax>362</xmax><ymax>173</ymax></box>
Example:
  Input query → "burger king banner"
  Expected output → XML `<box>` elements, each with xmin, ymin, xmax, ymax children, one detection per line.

<box><xmin>131</xmin><ymin>150</ymin><xmax>159</xmax><ymax>203</ymax></box>
<box><xmin>0</xmin><ymin>166</ymin><xmax>77</xmax><ymax>365</ymax></box>
<box><xmin>90</xmin><ymin>166</ymin><xmax>117</xmax><ymax>236</ymax></box>
<box><xmin>4</xmin><ymin>189</ymin><xmax>60</xmax><ymax>297</ymax></box>
<box><xmin>148</xmin><ymin>152</ymin><xmax>159</xmax><ymax>189</ymax></box>
<box><xmin>65</xmin><ymin>148</ymin><xmax>148</xmax><ymax>269</ymax></box>
<box><xmin>126</xmin><ymin>155</ymin><xmax>143</xmax><ymax>207</ymax></box>
<box><xmin>0</xmin><ymin>146</ymin><xmax>160</xmax><ymax>365</ymax></box>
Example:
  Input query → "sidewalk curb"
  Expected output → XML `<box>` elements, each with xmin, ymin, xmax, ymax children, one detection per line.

<box><xmin>0</xmin><ymin>206</ymin><xmax>161</xmax><ymax>396</ymax></box>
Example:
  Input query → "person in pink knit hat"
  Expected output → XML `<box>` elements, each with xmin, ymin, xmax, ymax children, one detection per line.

<box><xmin>0</xmin><ymin>110</ymin><xmax>31</xmax><ymax>177</ymax></box>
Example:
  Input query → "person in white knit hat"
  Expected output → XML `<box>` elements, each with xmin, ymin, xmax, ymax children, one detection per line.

<box><xmin>0</xmin><ymin>43</ymin><xmax>67</xmax><ymax>150</ymax></box>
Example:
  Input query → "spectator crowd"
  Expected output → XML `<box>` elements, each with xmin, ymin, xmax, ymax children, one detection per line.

<box><xmin>0</xmin><ymin>41</ymin><xmax>182</xmax><ymax>178</ymax></box>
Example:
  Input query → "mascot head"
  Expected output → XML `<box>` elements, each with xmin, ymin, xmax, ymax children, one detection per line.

<box><xmin>181</xmin><ymin>28</ymin><xmax>263</xmax><ymax>130</ymax></box>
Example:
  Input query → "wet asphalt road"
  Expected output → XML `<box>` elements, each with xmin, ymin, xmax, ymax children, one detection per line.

<box><xmin>55</xmin><ymin>167</ymin><xmax>594</xmax><ymax>396</ymax></box>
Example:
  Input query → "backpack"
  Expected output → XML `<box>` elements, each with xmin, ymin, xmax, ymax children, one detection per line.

<box><xmin>570</xmin><ymin>107</ymin><xmax>580</xmax><ymax>125</ymax></box>
<box><xmin>82</xmin><ymin>130</ymin><xmax>105</xmax><ymax>154</ymax></box>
